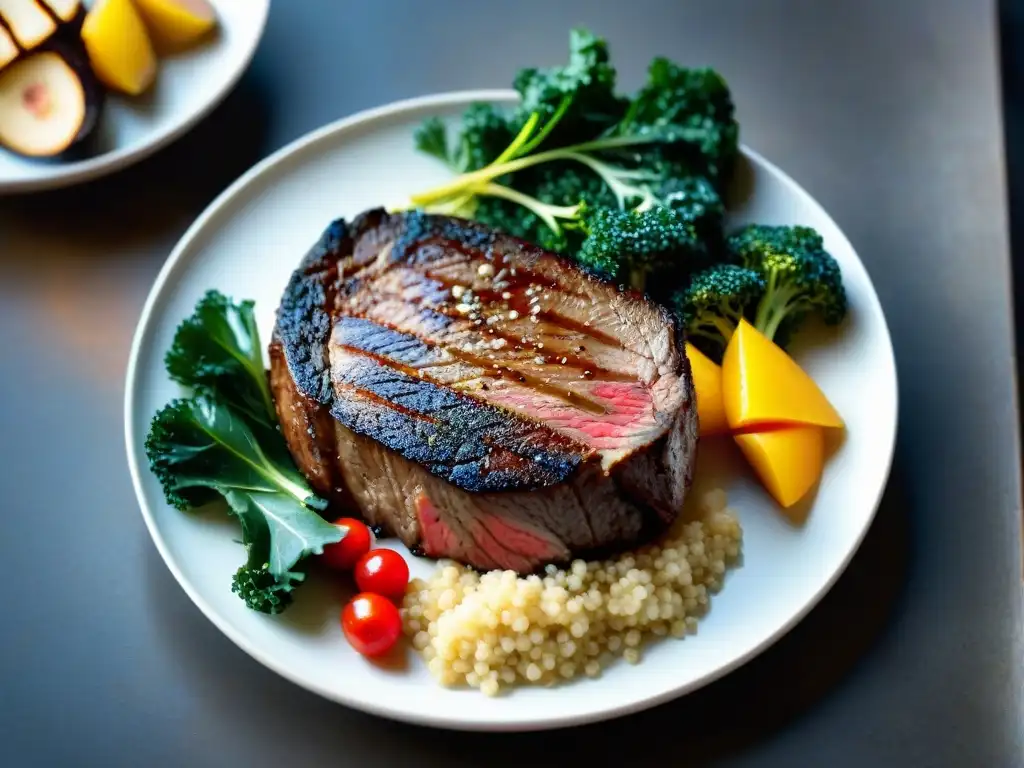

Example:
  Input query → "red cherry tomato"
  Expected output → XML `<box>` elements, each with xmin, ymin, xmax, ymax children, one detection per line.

<box><xmin>320</xmin><ymin>518</ymin><xmax>372</xmax><ymax>570</ymax></box>
<box><xmin>354</xmin><ymin>549</ymin><xmax>410</xmax><ymax>599</ymax></box>
<box><xmin>342</xmin><ymin>593</ymin><xmax>402</xmax><ymax>657</ymax></box>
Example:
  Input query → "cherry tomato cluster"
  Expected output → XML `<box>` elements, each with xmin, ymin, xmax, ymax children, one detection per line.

<box><xmin>320</xmin><ymin>518</ymin><xmax>410</xmax><ymax>658</ymax></box>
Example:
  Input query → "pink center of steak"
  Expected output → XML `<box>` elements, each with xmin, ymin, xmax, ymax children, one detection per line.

<box><xmin>414</xmin><ymin>491</ymin><xmax>567</xmax><ymax>572</ymax></box>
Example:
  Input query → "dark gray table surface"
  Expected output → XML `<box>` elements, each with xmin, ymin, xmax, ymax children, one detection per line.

<box><xmin>1</xmin><ymin>1</ymin><xmax>1022</xmax><ymax>765</ymax></box>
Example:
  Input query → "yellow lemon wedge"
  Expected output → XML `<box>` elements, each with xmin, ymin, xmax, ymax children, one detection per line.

<box><xmin>132</xmin><ymin>0</ymin><xmax>217</xmax><ymax>52</ymax></box>
<box><xmin>734</xmin><ymin>425</ymin><xmax>824</xmax><ymax>508</ymax></box>
<box><xmin>81</xmin><ymin>0</ymin><xmax>157</xmax><ymax>96</ymax></box>
<box><xmin>685</xmin><ymin>342</ymin><xmax>729</xmax><ymax>436</ymax></box>
<box><xmin>722</xmin><ymin>318</ymin><xmax>843</xmax><ymax>430</ymax></box>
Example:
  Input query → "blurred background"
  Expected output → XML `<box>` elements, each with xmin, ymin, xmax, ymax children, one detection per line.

<box><xmin>0</xmin><ymin>1</ymin><xmax>1021</xmax><ymax>766</ymax></box>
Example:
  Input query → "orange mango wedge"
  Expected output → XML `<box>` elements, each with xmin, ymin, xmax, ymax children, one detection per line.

<box><xmin>722</xmin><ymin>318</ymin><xmax>843</xmax><ymax>430</ymax></box>
<box><xmin>685</xmin><ymin>342</ymin><xmax>729</xmax><ymax>436</ymax></box>
<box><xmin>82</xmin><ymin>0</ymin><xmax>157</xmax><ymax>96</ymax></box>
<box><xmin>132</xmin><ymin>0</ymin><xmax>218</xmax><ymax>52</ymax></box>
<box><xmin>734</xmin><ymin>425</ymin><xmax>824</xmax><ymax>508</ymax></box>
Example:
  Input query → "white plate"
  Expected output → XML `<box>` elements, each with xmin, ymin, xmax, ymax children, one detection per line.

<box><xmin>124</xmin><ymin>90</ymin><xmax>898</xmax><ymax>732</ymax></box>
<box><xmin>0</xmin><ymin>0</ymin><xmax>268</xmax><ymax>194</ymax></box>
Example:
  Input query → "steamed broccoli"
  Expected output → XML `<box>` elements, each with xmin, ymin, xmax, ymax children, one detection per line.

<box><xmin>727</xmin><ymin>224</ymin><xmax>847</xmax><ymax>345</ymax></box>
<box><xmin>672</xmin><ymin>264</ymin><xmax>766</xmax><ymax>352</ymax></box>
<box><xmin>574</xmin><ymin>203</ymin><xmax>705</xmax><ymax>291</ymax></box>
<box><xmin>659</xmin><ymin>175</ymin><xmax>724</xmax><ymax>240</ymax></box>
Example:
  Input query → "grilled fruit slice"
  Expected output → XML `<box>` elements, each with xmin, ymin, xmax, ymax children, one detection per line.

<box><xmin>40</xmin><ymin>0</ymin><xmax>80</xmax><ymax>22</ymax></box>
<box><xmin>81</xmin><ymin>0</ymin><xmax>156</xmax><ymax>96</ymax></box>
<box><xmin>0</xmin><ymin>24</ymin><xmax>16</xmax><ymax>68</ymax></box>
<box><xmin>133</xmin><ymin>0</ymin><xmax>216</xmax><ymax>52</ymax></box>
<box><xmin>0</xmin><ymin>0</ymin><xmax>85</xmax><ymax>78</ymax></box>
<box><xmin>0</xmin><ymin>0</ymin><xmax>56</xmax><ymax>50</ymax></box>
<box><xmin>0</xmin><ymin>46</ymin><xmax>101</xmax><ymax>157</ymax></box>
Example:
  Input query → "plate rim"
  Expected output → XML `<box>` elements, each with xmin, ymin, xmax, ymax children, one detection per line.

<box><xmin>124</xmin><ymin>88</ymin><xmax>899</xmax><ymax>732</ymax></box>
<box><xmin>0</xmin><ymin>0</ymin><xmax>270</xmax><ymax>196</ymax></box>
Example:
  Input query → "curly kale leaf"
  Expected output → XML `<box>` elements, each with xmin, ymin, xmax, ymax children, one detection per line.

<box><xmin>513</xmin><ymin>27</ymin><xmax>628</xmax><ymax>146</ymax></box>
<box><xmin>164</xmin><ymin>290</ymin><xmax>275</xmax><ymax>427</ymax></box>
<box><xmin>623</xmin><ymin>58</ymin><xmax>740</xmax><ymax>186</ymax></box>
<box><xmin>414</xmin><ymin>117</ymin><xmax>453</xmax><ymax>167</ymax></box>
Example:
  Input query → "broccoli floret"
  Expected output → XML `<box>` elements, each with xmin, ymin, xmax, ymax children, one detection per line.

<box><xmin>727</xmin><ymin>224</ymin><xmax>847</xmax><ymax>345</ymax></box>
<box><xmin>232</xmin><ymin>564</ymin><xmax>296</xmax><ymax>615</ymax></box>
<box><xmin>659</xmin><ymin>176</ymin><xmax>724</xmax><ymax>234</ymax></box>
<box><xmin>575</xmin><ymin>203</ymin><xmax>704</xmax><ymax>291</ymax></box>
<box><xmin>672</xmin><ymin>264</ymin><xmax>766</xmax><ymax>353</ymax></box>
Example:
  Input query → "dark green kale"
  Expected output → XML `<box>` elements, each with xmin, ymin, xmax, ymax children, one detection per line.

<box><xmin>164</xmin><ymin>290</ymin><xmax>275</xmax><ymax>427</ymax></box>
<box><xmin>513</xmin><ymin>27</ymin><xmax>628</xmax><ymax>145</ymax></box>
<box><xmin>148</xmin><ymin>292</ymin><xmax>345</xmax><ymax>616</ymax></box>
<box><xmin>413</xmin><ymin>117</ymin><xmax>452</xmax><ymax>167</ymax></box>
<box><xmin>623</xmin><ymin>58</ymin><xmax>740</xmax><ymax>186</ymax></box>
<box><xmin>453</xmin><ymin>102</ymin><xmax>517</xmax><ymax>172</ymax></box>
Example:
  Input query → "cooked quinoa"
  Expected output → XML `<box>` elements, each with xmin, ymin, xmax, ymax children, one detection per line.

<box><xmin>401</xmin><ymin>489</ymin><xmax>742</xmax><ymax>696</ymax></box>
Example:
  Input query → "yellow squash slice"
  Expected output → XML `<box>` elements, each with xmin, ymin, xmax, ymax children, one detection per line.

<box><xmin>132</xmin><ymin>0</ymin><xmax>217</xmax><ymax>52</ymax></box>
<box><xmin>81</xmin><ymin>0</ymin><xmax>157</xmax><ymax>96</ymax></box>
<box><xmin>734</xmin><ymin>425</ymin><xmax>825</xmax><ymax>508</ymax></box>
<box><xmin>722</xmin><ymin>318</ymin><xmax>843</xmax><ymax>430</ymax></box>
<box><xmin>685</xmin><ymin>342</ymin><xmax>729</xmax><ymax>437</ymax></box>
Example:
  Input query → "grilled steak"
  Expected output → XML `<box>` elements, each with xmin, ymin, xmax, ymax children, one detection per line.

<box><xmin>270</xmin><ymin>209</ymin><xmax>699</xmax><ymax>573</ymax></box>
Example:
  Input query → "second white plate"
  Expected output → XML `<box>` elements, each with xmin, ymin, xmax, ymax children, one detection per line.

<box><xmin>0</xmin><ymin>0</ymin><xmax>269</xmax><ymax>194</ymax></box>
<box><xmin>124</xmin><ymin>90</ymin><xmax>898</xmax><ymax>731</ymax></box>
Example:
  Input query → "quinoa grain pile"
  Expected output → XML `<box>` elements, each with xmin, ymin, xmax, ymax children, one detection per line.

<box><xmin>401</xmin><ymin>489</ymin><xmax>742</xmax><ymax>696</ymax></box>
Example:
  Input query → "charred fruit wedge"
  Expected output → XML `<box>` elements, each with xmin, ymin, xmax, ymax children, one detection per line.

<box><xmin>40</xmin><ymin>0</ymin><xmax>81</xmax><ymax>23</ymax></box>
<box><xmin>133</xmin><ymin>0</ymin><xmax>216</xmax><ymax>52</ymax></box>
<box><xmin>81</xmin><ymin>0</ymin><xmax>156</xmax><ymax>96</ymax></box>
<box><xmin>0</xmin><ymin>0</ymin><xmax>57</xmax><ymax>50</ymax></box>
<box><xmin>0</xmin><ymin>24</ymin><xmax>16</xmax><ymax>68</ymax></box>
<box><xmin>0</xmin><ymin>46</ymin><xmax>100</xmax><ymax>157</ymax></box>
<box><xmin>0</xmin><ymin>1</ymin><xmax>84</xmax><ymax>72</ymax></box>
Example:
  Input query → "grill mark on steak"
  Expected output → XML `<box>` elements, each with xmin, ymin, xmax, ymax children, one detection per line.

<box><xmin>330</xmin><ymin>311</ymin><xmax>668</xmax><ymax>458</ymax></box>
<box><xmin>333</xmin><ymin>313</ymin><xmax>615</xmax><ymax>417</ymax></box>
<box><xmin>331</xmin><ymin>380</ymin><xmax>438</xmax><ymax>423</ymax></box>
<box><xmin>341</xmin><ymin>265</ymin><xmax>640</xmax><ymax>381</ymax></box>
<box><xmin>329</xmin><ymin>351</ymin><xmax>588</xmax><ymax>492</ymax></box>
